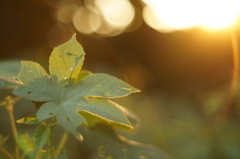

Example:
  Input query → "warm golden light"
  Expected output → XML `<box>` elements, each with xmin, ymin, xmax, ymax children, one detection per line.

<box><xmin>143</xmin><ymin>0</ymin><xmax>240</xmax><ymax>32</ymax></box>
<box><xmin>95</xmin><ymin>0</ymin><xmax>135</xmax><ymax>28</ymax></box>
<box><xmin>56</xmin><ymin>0</ymin><xmax>135</xmax><ymax>36</ymax></box>
<box><xmin>72</xmin><ymin>7</ymin><xmax>102</xmax><ymax>34</ymax></box>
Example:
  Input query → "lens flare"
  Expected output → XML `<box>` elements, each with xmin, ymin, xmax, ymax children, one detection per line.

<box><xmin>142</xmin><ymin>0</ymin><xmax>240</xmax><ymax>32</ymax></box>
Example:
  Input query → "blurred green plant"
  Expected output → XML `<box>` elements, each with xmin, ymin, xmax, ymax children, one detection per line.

<box><xmin>0</xmin><ymin>34</ymin><xmax>169</xmax><ymax>159</ymax></box>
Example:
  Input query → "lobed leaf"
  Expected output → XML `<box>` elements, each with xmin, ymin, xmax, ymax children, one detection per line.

<box><xmin>13</xmin><ymin>34</ymin><xmax>140</xmax><ymax>140</ymax></box>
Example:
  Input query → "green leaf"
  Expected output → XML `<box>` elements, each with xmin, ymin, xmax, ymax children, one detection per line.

<box><xmin>17</xmin><ymin>114</ymin><xmax>39</xmax><ymax>124</ymax></box>
<box><xmin>78</xmin><ymin>98</ymin><xmax>132</xmax><ymax>129</ymax></box>
<box><xmin>13</xmin><ymin>34</ymin><xmax>140</xmax><ymax>140</ymax></box>
<box><xmin>36</xmin><ymin>98</ymin><xmax>132</xmax><ymax>140</ymax></box>
<box><xmin>49</xmin><ymin>34</ymin><xmax>84</xmax><ymax>84</ymax></box>
<box><xmin>62</xmin><ymin>73</ymin><xmax>140</xmax><ymax>101</ymax></box>
<box><xmin>34</xmin><ymin>124</ymin><xmax>51</xmax><ymax>152</ymax></box>
<box><xmin>13</xmin><ymin>61</ymin><xmax>54</xmax><ymax>102</ymax></box>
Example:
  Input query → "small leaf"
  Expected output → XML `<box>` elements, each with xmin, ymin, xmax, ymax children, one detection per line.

<box><xmin>17</xmin><ymin>114</ymin><xmax>39</xmax><ymax>124</ymax></box>
<box><xmin>49</xmin><ymin>34</ymin><xmax>85</xmax><ymax>84</ymax></box>
<box><xmin>34</xmin><ymin>124</ymin><xmax>51</xmax><ymax>152</ymax></box>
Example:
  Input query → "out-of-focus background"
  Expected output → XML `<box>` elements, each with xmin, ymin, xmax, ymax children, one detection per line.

<box><xmin>1</xmin><ymin>0</ymin><xmax>240</xmax><ymax>158</ymax></box>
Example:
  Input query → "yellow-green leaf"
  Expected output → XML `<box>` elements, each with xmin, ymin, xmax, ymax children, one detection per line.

<box><xmin>17</xmin><ymin>114</ymin><xmax>39</xmax><ymax>124</ymax></box>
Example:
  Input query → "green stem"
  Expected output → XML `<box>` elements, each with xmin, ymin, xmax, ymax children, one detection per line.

<box><xmin>54</xmin><ymin>131</ymin><xmax>69</xmax><ymax>157</ymax></box>
<box><xmin>9</xmin><ymin>108</ymin><xmax>19</xmax><ymax>158</ymax></box>
<box><xmin>4</xmin><ymin>96</ymin><xmax>20</xmax><ymax>159</ymax></box>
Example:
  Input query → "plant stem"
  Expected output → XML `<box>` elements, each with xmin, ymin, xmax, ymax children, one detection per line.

<box><xmin>0</xmin><ymin>145</ymin><xmax>14</xmax><ymax>159</ymax></box>
<box><xmin>4</xmin><ymin>96</ymin><xmax>20</xmax><ymax>159</ymax></box>
<box><xmin>9</xmin><ymin>108</ymin><xmax>19</xmax><ymax>158</ymax></box>
<box><xmin>54</xmin><ymin>131</ymin><xmax>69</xmax><ymax>157</ymax></box>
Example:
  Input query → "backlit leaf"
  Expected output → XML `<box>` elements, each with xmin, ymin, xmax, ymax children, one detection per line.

<box><xmin>13</xmin><ymin>34</ymin><xmax>140</xmax><ymax>140</ymax></box>
<box><xmin>62</xmin><ymin>73</ymin><xmax>140</xmax><ymax>102</ymax></box>
<box><xmin>49</xmin><ymin>34</ymin><xmax>84</xmax><ymax>84</ymax></box>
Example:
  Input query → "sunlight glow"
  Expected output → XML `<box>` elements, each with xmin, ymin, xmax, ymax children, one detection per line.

<box><xmin>73</xmin><ymin>7</ymin><xmax>102</xmax><ymax>34</ymax></box>
<box><xmin>95</xmin><ymin>0</ymin><xmax>135</xmax><ymax>28</ymax></box>
<box><xmin>56</xmin><ymin>0</ymin><xmax>135</xmax><ymax>36</ymax></box>
<box><xmin>143</xmin><ymin>0</ymin><xmax>240</xmax><ymax>32</ymax></box>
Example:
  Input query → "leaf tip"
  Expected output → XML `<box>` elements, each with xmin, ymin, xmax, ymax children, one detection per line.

<box><xmin>69</xmin><ymin>33</ymin><xmax>78</xmax><ymax>43</ymax></box>
<box><xmin>119</xmin><ymin>85</ymin><xmax>141</xmax><ymax>94</ymax></box>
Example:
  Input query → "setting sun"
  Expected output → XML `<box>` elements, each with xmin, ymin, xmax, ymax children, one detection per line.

<box><xmin>142</xmin><ymin>0</ymin><xmax>240</xmax><ymax>32</ymax></box>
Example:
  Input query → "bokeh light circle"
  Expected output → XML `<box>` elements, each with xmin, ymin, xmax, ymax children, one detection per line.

<box><xmin>72</xmin><ymin>7</ymin><xmax>102</xmax><ymax>34</ymax></box>
<box><xmin>94</xmin><ymin>0</ymin><xmax>135</xmax><ymax>29</ymax></box>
